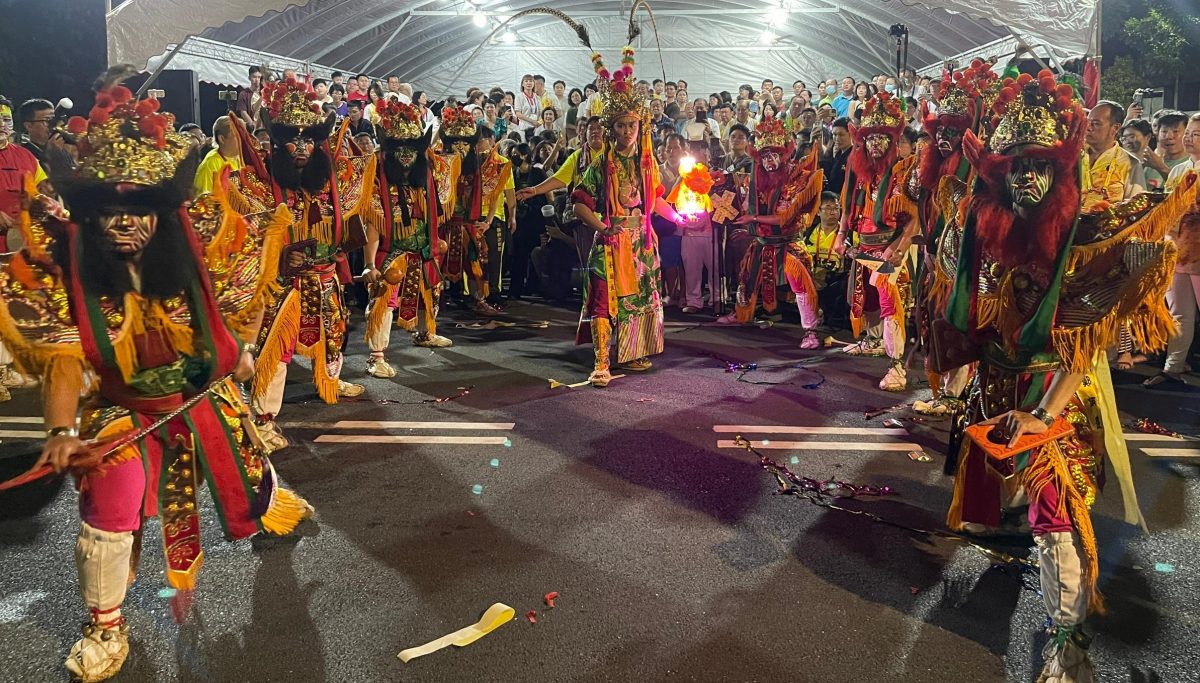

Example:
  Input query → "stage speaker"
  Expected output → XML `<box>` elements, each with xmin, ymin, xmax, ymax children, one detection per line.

<box><xmin>123</xmin><ymin>69</ymin><xmax>200</xmax><ymax>125</ymax></box>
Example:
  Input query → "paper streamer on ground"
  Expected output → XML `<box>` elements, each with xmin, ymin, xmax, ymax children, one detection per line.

<box><xmin>398</xmin><ymin>602</ymin><xmax>515</xmax><ymax>663</ymax></box>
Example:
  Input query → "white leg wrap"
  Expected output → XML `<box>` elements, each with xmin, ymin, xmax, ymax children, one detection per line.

<box><xmin>1036</xmin><ymin>531</ymin><xmax>1088</xmax><ymax>628</ymax></box>
<box><xmin>882</xmin><ymin>317</ymin><xmax>905</xmax><ymax>360</ymax></box>
<box><xmin>252</xmin><ymin>361</ymin><xmax>288</xmax><ymax>418</ymax></box>
<box><xmin>0</xmin><ymin>340</ymin><xmax>13</xmax><ymax>365</ymax></box>
<box><xmin>942</xmin><ymin>364</ymin><xmax>970</xmax><ymax>397</ymax></box>
<box><xmin>75</xmin><ymin>522</ymin><xmax>133</xmax><ymax>620</ymax></box>
<box><xmin>796</xmin><ymin>291</ymin><xmax>819</xmax><ymax>330</ymax></box>
<box><xmin>366</xmin><ymin>305</ymin><xmax>394</xmax><ymax>352</ymax></box>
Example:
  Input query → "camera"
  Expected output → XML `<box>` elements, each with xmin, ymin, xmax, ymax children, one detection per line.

<box><xmin>889</xmin><ymin>23</ymin><xmax>908</xmax><ymax>39</ymax></box>
<box><xmin>1131</xmin><ymin>87</ymin><xmax>1163</xmax><ymax>107</ymax></box>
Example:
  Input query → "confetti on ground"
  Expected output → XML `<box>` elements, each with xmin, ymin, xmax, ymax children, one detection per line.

<box><xmin>526</xmin><ymin>610</ymin><xmax>538</xmax><ymax>623</ymax></box>
<box><xmin>489</xmin><ymin>458</ymin><xmax>500</xmax><ymax>468</ymax></box>
<box><xmin>466</xmin><ymin>510</ymin><xmax>476</xmax><ymax>517</ymax></box>
<box><xmin>544</xmin><ymin>592</ymin><xmax>559</xmax><ymax>608</ymax></box>
<box><xmin>503</xmin><ymin>439</ymin><xmax>512</xmax><ymax>448</ymax></box>
<box><xmin>910</xmin><ymin>586</ymin><xmax>920</xmax><ymax>595</ymax></box>
<box><xmin>1155</xmin><ymin>563</ymin><xmax>1175</xmax><ymax>573</ymax></box>
<box><xmin>789</xmin><ymin>456</ymin><xmax>800</xmax><ymax>465</ymax></box>
<box><xmin>157</xmin><ymin>588</ymin><xmax>177</xmax><ymax>599</ymax></box>
<box><xmin>883</xmin><ymin>419</ymin><xmax>905</xmax><ymax>429</ymax></box>
<box><xmin>471</xmin><ymin>484</ymin><xmax>484</xmax><ymax>495</ymax></box>
<box><xmin>908</xmin><ymin>451</ymin><xmax>933</xmax><ymax>463</ymax></box>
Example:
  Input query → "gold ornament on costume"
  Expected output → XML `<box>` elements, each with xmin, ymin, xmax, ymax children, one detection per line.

<box><xmin>593</xmin><ymin>46</ymin><xmax>647</xmax><ymax>127</ymax></box>
<box><xmin>988</xmin><ymin>70</ymin><xmax>1078</xmax><ymax>153</ymax></box>
<box><xmin>262</xmin><ymin>77</ymin><xmax>325</xmax><ymax>129</ymax></box>
<box><xmin>65</xmin><ymin>86</ymin><xmax>178</xmax><ymax>186</ymax></box>
<box><xmin>375</xmin><ymin>98</ymin><xmax>423</xmax><ymax>140</ymax></box>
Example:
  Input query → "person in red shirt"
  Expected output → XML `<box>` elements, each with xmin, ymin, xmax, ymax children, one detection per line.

<box><xmin>0</xmin><ymin>97</ymin><xmax>47</xmax><ymax>252</ymax></box>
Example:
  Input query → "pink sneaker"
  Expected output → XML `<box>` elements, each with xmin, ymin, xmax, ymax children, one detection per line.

<box><xmin>800</xmin><ymin>331</ymin><xmax>820</xmax><ymax>350</ymax></box>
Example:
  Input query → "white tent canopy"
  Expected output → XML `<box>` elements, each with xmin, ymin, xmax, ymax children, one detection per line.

<box><xmin>108</xmin><ymin>0</ymin><xmax>1097</xmax><ymax>97</ymax></box>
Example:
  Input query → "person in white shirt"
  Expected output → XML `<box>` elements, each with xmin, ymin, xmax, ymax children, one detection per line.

<box><xmin>551</xmin><ymin>80</ymin><xmax>569</xmax><ymax>132</ymax></box>
<box><xmin>514</xmin><ymin>74</ymin><xmax>541</xmax><ymax>135</ymax></box>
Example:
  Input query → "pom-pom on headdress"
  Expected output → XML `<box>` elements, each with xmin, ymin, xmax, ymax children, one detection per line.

<box><xmin>65</xmin><ymin>84</ymin><xmax>182</xmax><ymax>187</ymax></box>
<box><xmin>376</xmin><ymin>98</ymin><xmax>424</xmax><ymax>141</ymax></box>
<box><xmin>593</xmin><ymin>46</ymin><xmax>647</xmax><ymax>127</ymax></box>
<box><xmin>927</xmin><ymin>59</ymin><xmax>997</xmax><ymax>135</ymax></box>
<box><xmin>987</xmin><ymin>69</ymin><xmax>1081</xmax><ymax>155</ymax></box>
<box><xmin>856</xmin><ymin>92</ymin><xmax>906</xmax><ymax>139</ymax></box>
<box><xmin>262</xmin><ymin>77</ymin><xmax>324</xmax><ymax>129</ymax></box>
<box><xmin>752</xmin><ymin>117</ymin><xmax>790</xmax><ymax>152</ymax></box>
<box><xmin>439</xmin><ymin>104</ymin><xmax>478</xmax><ymax>140</ymax></box>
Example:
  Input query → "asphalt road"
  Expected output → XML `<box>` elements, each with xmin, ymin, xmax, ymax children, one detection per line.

<box><xmin>1</xmin><ymin>300</ymin><xmax>1197</xmax><ymax>683</ymax></box>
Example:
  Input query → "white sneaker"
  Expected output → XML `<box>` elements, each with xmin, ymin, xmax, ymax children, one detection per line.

<box><xmin>681</xmin><ymin>306</ymin><xmax>701</xmax><ymax>314</ymax></box>
<box><xmin>367</xmin><ymin>357</ymin><xmax>397</xmax><ymax>378</ymax></box>
<box><xmin>65</xmin><ymin>621</ymin><xmax>129</xmax><ymax>683</ymax></box>
<box><xmin>843</xmin><ymin>338</ymin><xmax>885</xmax><ymax>357</ymax></box>
<box><xmin>338</xmin><ymin>381</ymin><xmax>365</xmax><ymax>398</ymax></box>
<box><xmin>0</xmin><ymin>385</ymin><xmax>9</xmax><ymax>403</ymax></box>
<box><xmin>1038</xmin><ymin>629</ymin><xmax>1095</xmax><ymax>683</ymax></box>
<box><xmin>414</xmin><ymin>333</ymin><xmax>453</xmax><ymax>348</ymax></box>
<box><xmin>0</xmin><ymin>366</ymin><xmax>37</xmax><ymax>389</ymax></box>
<box><xmin>879</xmin><ymin>364</ymin><xmax>908</xmax><ymax>392</ymax></box>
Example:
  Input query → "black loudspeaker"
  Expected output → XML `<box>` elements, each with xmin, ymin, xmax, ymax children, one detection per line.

<box><xmin>124</xmin><ymin>70</ymin><xmax>201</xmax><ymax>125</ymax></box>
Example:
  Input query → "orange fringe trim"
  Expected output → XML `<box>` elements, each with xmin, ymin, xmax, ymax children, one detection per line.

<box><xmin>260</xmin><ymin>487</ymin><xmax>315</xmax><ymax>535</ymax></box>
<box><xmin>251</xmin><ymin>289</ymin><xmax>300</xmax><ymax>402</ymax></box>
<box><xmin>783</xmin><ymin>252</ymin><xmax>817</xmax><ymax>304</ymax></box>
<box><xmin>366</xmin><ymin>281</ymin><xmax>399</xmax><ymax>340</ymax></box>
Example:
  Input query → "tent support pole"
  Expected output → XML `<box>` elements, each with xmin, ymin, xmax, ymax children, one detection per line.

<box><xmin>137</xmin><ymin>39</ymin><xmax>189</xmax><ymax>97</ymax></box>
<box><xmin>361</xmin><ymin>15</ymin><xmax>412</xmax><ymax>73</ymax></box>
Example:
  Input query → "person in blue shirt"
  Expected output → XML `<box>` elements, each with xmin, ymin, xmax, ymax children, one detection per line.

<box><xmin>830</xmin><ymin>76</ymin><xmax>855</xmax><ymax>118</ymax></box>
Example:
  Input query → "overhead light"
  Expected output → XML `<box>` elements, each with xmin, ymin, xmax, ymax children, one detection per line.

<box><xmin>767</xmin><ymin>6</ymin><xmax>787</xmax><ymax>26</ymax></box>
<box><xmin>760</xmin><ymin>29</ymin><xmax>776</xmax><ymax>44</ymax></box>
<box><xmin>473</xmin><ymin>12</ymin><xmax>487</xmax><ymax>27</ymax></box>
<box><xmin>502</xmin><ymin>29</ymin><xmax>517</xmax><ymax>44</ymax></box>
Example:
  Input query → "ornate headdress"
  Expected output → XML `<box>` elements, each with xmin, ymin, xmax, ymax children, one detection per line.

<box><xmin>592</xmin><ymin>46</ymin><xmax>646</xmax><ymax>126</ymax></box>
<box><xmin>376</xmin><ymin>98</ymin><xmax>424</xmax><ymax>141</ymax></box>
<box><xmin>438</xmin><ymin>104</ymin><xmax>478</xmax><ymax>140</ymax></box>
<box><xmin>262</xmin><ymin>77</ymin><xmax>324</xmax><ymax>129</ymax></box>
<box><xmin>752</xmin><ymin>117</ymin><xmax>789</xmax><ymax>151</ymax></box>
<box><xmin>987</xmin><ymin>70</ymin><xmax>1081</xmax><ymax>155</ymax></box>
<box><xmin>64</xmin><ymin>85</ymin><xmax>183</xmax><ymax>186</ymax></box>
<box><xmin>856</xmin><ymin>92</ymin><xmax>905</xmax><ymax>139</ymax></box>
<box><xmin>928</xmin><ymin>59</ymin><xmax>997</xmax><ymax>133</ymax></box>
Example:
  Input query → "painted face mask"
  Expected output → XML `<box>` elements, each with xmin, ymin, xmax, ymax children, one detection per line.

<box><xmin>865</xmin><ymin>134</ymin><xmax>891</xmax><ymax>159</ymax></box>
<box><xmin>760</xmin><ymin>151</ymin><xmax>782</xmax><ymax>172</ymax></box>
<box><xmin>1006</xmin><ymin>156</ymin><xmax>1054</xmax><ymax>208</ymax></box>
<box><xmin>101</xmin><ymin>210</ymin><xmax>158</xmax><ymax>255</ymax></box>
<box><xmin>450</xmin><ymin>141</ymin><xmax>471</xmax><ymax>157</ymax></box>
<box><xmin>0</xmin><ymin>107</ymin><xmax>14</xmax><ymax>143</ymax></box>
<box><xmin>935</xmin><ymin>126</ymin><xmax>963</xmax><ymax>157</ymax></box>
<box><xmin>286</xmin><ymin>136</ymin><xmax>315</xmax><ymax>168</ymax></box>
<box><xmin>392</xmin><ymin>147</ymin><xmax>418</xmax><ymax>168</ymax></box>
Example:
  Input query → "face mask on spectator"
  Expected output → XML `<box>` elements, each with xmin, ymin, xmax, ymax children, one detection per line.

<box><xmin>825</xmin><ymin>85</ymin><xmax>836</xmax><ymax>96</ymax></box>
<box><xmin>885</xmin><ymin>84</ymin><xmax>896</xmax><ymax>94</ymax></box>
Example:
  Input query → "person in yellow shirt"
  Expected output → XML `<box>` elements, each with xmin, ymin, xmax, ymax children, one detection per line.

<box><xmin>806</xmin><ymin>191</ymin><xmax>856</xmax><ymax>330</ymax></box>
<box><xmin>193</xmin><ymin>116</ymin><xmax>243</xmax><ymax>196</ymax></box>
<box><xmin>477</xmin><ymin>127</ymin><xmax>515</xmax><ymax>303</ymax></box>
<box><xmin>1082</xmin><ymin>101</ymin><xmax>1144</xmax><ymax>211</ymax></box>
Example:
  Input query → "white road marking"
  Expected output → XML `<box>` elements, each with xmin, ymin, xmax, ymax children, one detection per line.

<box><xmin>716</xmin><ymin>439</ymin><xmax>920</xmax><ymax>451</ymax></box>
<box><xmin>0</xmin><ymin>417</ymin><xmax>41</xmax><ymax>424</ymax></box>
<box><xmin>0</xmin><ymin>430</ymin><xmax>43</xmax><ymax>439</ymax></box>
<box><xmin>314</xmin><ymin>435</ymin><xmax>510</xmax><ymax>445</ymax></box>
<box><xmin>714</xmin><ymin>425</ymin><xmax>907</xmax><ymax>435</ymax></box>
<box><xmin>330</xmin><ymin>421</ymin><xmax>514</xmax><ymax>430</ymax></box>
<box><xmin>1141</xmin><ymin>448</ymin><xmax>1200</xmax><ymax>458</ymax></box>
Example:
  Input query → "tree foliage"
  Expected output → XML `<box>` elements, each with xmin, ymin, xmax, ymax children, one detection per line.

<box><xmin>1098</xmin><ymin>55</ymin><xmax>1141</xmax><ymax>105</ymax></box>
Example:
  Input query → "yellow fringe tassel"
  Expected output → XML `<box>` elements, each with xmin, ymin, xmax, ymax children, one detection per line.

<box><xmin>252</xmin><ymin>290</ymin><xmax>300</xmax><ymax>402</ymax></box>
<box><xmin>0</xmin><ymin>294</ymin><xmax>85</xmax><ymax>379</ymax></box>
<box><xmin>307</xmin><ymin>331</ymin><xmax>340</xmax><ymax>405</ymax></box>
<box><xmin>776</xmin><ymin>169</ymin><xmax>826</xmax><ymax>229</ymax></box>
<box><xmin>260</xmin><ymin>487</ymin><xmax>315</xmax><ymax>535</ymax></box>
<box><xmin>783</xmin><ymin>252</ymin><xmax>817</xmax><ymax>304</ymax></box>
<box><xmin>109</xmin><ymin>293</ymin><xmax>145</xmax><ymax>384</ymax></box>
<box><xmin>366</xmin><ymin>281</ymin><xmax>399</xmax><ymax>340</ymax></box>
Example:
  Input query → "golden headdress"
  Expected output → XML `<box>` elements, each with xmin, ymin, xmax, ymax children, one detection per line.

<box><xmin>438</xmin><ymin>104</ymin><xmax>478</xmax><ymax>140</ymax></box>
<box><xmin>376</xmin><ymin>98</ymin><xmax>423</xmax><ymax>141</ymax></box>
<box><xmin>752</xmin><ymin>117</ymin><xmax>789</xmax><ymax>151</ymax></box>
<box><xmin>64</xmin><ymin>85</ymin><xmax>184</xmax><ymax>186</ymax></box>
<box><xmin>857</xmin><ymin>92</ymin><xmax>905</xmax><ymax>137</ymax></box>
<box><xmin>262</xmin><ymin>77</ymin><xmax>325</xmax><ymax>129</ymax></box>
<box><xmin>592</xmin><ymin>46</ymin><xmax>647</xmax><ymax>126</ymax></box>
<box><xmin>988</xmin><ymin>70</ymin><xmax>1080</xmax><ymax>154</ymax></box>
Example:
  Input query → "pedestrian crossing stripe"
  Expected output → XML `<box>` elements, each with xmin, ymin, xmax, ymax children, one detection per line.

<box><xmin>713</xmin><ymin>424</ymin><xmax>920</xmax><ymax>452</ymax></box>
<box><xmin>0</xmin><ymin>417</ymin><xmax>44</xmax><ymax>439</ymax></box>
<box><xmin>279</xmin><ymin>420</ymin><xmax>516</xmax><ymax>446</ymax></box>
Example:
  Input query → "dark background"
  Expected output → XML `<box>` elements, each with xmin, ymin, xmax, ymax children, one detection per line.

<box><xmin>0</xmin><ymin>0</ymin><xmax>107</xmax><ymax>114</ymax></box>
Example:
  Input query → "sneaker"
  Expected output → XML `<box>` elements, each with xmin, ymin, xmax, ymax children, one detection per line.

<box><xmin>913</xmin><ymin>396</ymin><xmax>964</xmax><ymax>416</ymax></box>
<box><xmin>800</xmin><ymin>331</ymin><xmax>820</xmax><ymax>350</ymax></box>
<box><xmin>0</xmin><ymin>385</ymin><xmax>9</xmax><ymax>403</ymax></box>
<box><xmin>620</xmin><ymin>358</ymin><xmax>653</xmax><ymax>372</ymax></box>
<box><xmin>843</xmin><ymin>338</ymin><xmax>885</xmax><ymax>357</ymax></box>
<box><xmin>473</xmin><ymin>300</ymin><xmax>503</xmax><ymax>317</ymax></box>
<box><xmin>65</xmin><ymin>620</ymin><xmax>130</xmax><ymax>683</ymax></box>
<box><xmin>879</xmin><ymin>363</ymin><xmax>908</xmax><ymax>392</ymax></box>
<box><xmin>681</xmin><ymin>306</ymin><xmax>702</xmax><ymax>314</ymax></box>
<box><xmin>256</xmin><ymin>420</ymin><xmax>290</xmax><ymax>453</ymax></box>
<box><xmin>588</xmin><ymin>369</ymin><xmax>612</xmax><ymax>388</ymax></box>
<box><xmin>1038</xmin><ymin>627</ymin><xmax>1094</xmax><ymax>683</ymax></box>
<box><xmin>413</xmin><ymin>333</ymin><xmax>453</xmax><ymax>348</ymax></box>
<box><xmin>338</xmin><ymin>381</ymin><xmax>365</xmax><ymax>398</ymax></box>
<box><xmin>366</xmin><ymin>357</ymin><xmax>396</xmax><ymax>378</ymax></box>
